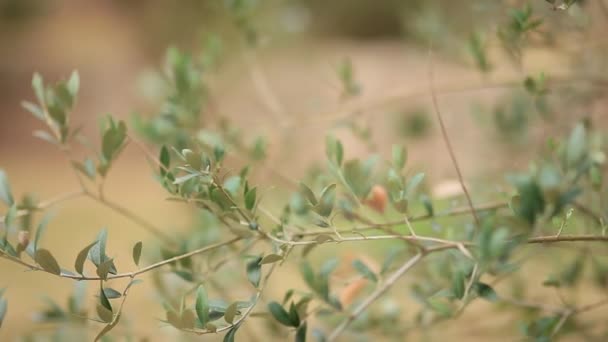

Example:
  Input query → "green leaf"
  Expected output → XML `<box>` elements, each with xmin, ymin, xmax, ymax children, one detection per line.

<box><xmin>99</xmin><ymin>286</ymin><xmax>112</xmax><ymax>312</ymax></box>
<box><xmin>452</xmin><ymin>270</ymin><xmax>465</xmax><ymax>299</ymax></box>
<box><xmin>260</xmin><ymin>254</ymin><xmax>283</xmax><ymax>264</ymax></box>
<box><xmin>74</xmin><ymin>241</ymin><xmax>97</xmax><ymax>275</ymax></box>
<box><xmin>325</xmin><ymin>136</ymin><xmax>343</xmax><ymax>166</ymax></box>
<box><xmin>316</xmin><ymin>184</ymin><xmax>336</xmax><ymax>217</ymax></box>
<box><xmin>245</xmin><ymin>187</ymin><xmax>257</xmax><ymax>211</ymax></box>
<box><xmin>514</xmin><ymin>176</ymin><xmax>545</xmax><ymax>225</ymax></box>
<box><xmin>32</xmin><ymin>72</ymin><xmax>45</xmax><ymax>105</ymax></box>
<box><xmin>288</xmin><ymin>302</ymin><xmax>301</xmax><ymax>327</ymax></box>
<box><xmin>89</xmin><ymin>229</ymin><xmax>107</xmax><ymax>266</ymax></box>
<box><xmin>96</xmin><ymin>303</ymin><xmax>113</xmax><ymax>323</ymax></box>
<box><xmin>268</xmin><ymin>302</ymin><xmax>295</xmax><ymax>327</ymax></box>
<box><xmin>102</xmin><ymin>288</ymin><xmax>122</xmax><ymax>299</ymax></box>
<box><xmin>392</xmin><ymin>145</ymin><xmax>407</xmax><ymax>170</ymax></box>
<box><xmin>132</xmin><ymin>241</ymin><xmax>142</xmax><ymax>266</ymax></box>
<box><xmin>96</xmin><ymin>258</ymin><xmax>115</xmax><ymax>280</ymax></box>
<box><xmin>223</xmin><ymin>324</ymin><xmax>240</xmax><ymax>342</ymax></box>
<box><xmin>566</xmin><ymin>123</ymin><xmax>587</xmax><ymax>167</ymax></box>
<box><xmin>4</xmin><ymin>204</ymin><xmax>17</xmax><ymax>230</ymax></box>
<box><xmin>223</xmin><ymin>176</ymin><xmax>242</xmax><ymax>196</ymax></box>
<box><xmin>300</xmin><ymin>261</ymin><xmax>315</xmax><ymax>290</ymax></box>
<box><xmin>159</xmin><ymin>145</ymin><xmax>170</xmax><ymax>177</ymax></box>
<box><xmin>35</xmin><ymin>249</ymin><xmax>61</xmax><ymax>275</ymax></box>
<box><xmin>246</xmin><ymin>256</ymin><xmax>262</xmax><ymax>288</ymax></box>
<box><xmin>352</xmin><ymin>259</ymin><xmax>377</xmax><ymax>282</ymax></box>
<box><xmin>296</xmin><ymin>322</ymin><xmax>307</xmax><ymax>342</ymax></box>
<box><xmin>224</xmin><ymin>302</ymin><xmax>238</xmax><ymax>324</ymax></box>
<box><xmin>0</xmin><ymin>170</ymin><xmax>14</xmax><ymax>206</ymax></box>
<box><xmin>421</xmin><ymin>195</ymin><xmax>434</xmax><ymax>217</ymax></box>
<box><xmin>102</xmin><ymin>119</ymin><xmax>127</xmax><ymax>162</ymax></box>
<box><xmin>21</xmin><ymin>101</ymin><xmax>45</xmax><ymax>121</ymax></box>
<box><xmin>0</xmin><ymin>298</ymin><xmax>7</xmax><ymax>329</ymax></box>
<box><xmin>475</xmin><ymin>282</ymin><xmax>499</xmax><ymax>302</ymax></box>
<box><xmin>195</xmin><ymin>285</ymin><xmax>210</xmax><ymax>326</ymax></box>
<box><xmin>299</xmin><ymin>183</ymin><xmax>318</xmax><ymax>206</ymax></box>
<box><xmin>67</xmin><ymin>70</ymin><xmax>80</xmax><ymax>98</ymax></box>
<box><xmin>405</xmin><ymin>173</ymin><xmax>425</xmax><ymax>195</ymax></box>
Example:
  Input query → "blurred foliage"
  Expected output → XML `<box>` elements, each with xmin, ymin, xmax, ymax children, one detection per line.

<box><xmin>2</xmin><ymin>0</ymin><xmax>608</xmax><ymax>341</ymax></box>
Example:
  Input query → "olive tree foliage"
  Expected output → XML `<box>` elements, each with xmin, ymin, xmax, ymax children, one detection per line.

<box><xmin>2</xmin><ymin>0</ymin><xmax>608</xmax><ymax>341</ymax></box>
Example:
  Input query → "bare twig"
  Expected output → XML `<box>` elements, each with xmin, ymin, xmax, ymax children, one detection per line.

<box><xmin>84</xmin><ymin>191</ymin><xmax>176</xmax><ymax>246</ymax></box>
<box><xmin>428</xmin><ymin>43</ymin><xmax>480</xmax><ymax>229</ymax></box>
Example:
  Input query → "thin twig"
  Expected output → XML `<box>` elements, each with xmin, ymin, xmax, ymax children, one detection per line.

<box><xmin>428</xmin><ymin>43</ymin><xmax>480</xmax><ymax>229</ymax></box>
<box><xmin>0</xmin><ymin>189</ymin><xmax>85</xmax><ymax>223</ymax></box>
<box><xmin>0</xmin><ymin>237</ymin><xmax>241</xmax><ymax>281</ymax></box>
<box><xmin>85</xmin><ymin>192</ymin><xmax>176</xmax><ymax>246</ymax></box>
<box><xmin>327</xmin><ymin>253</ymin><xmax>424</xmax><ymax>341</ymax></box>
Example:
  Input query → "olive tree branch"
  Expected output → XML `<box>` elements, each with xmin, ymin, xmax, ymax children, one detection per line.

<box><xmin>0</xmin><ymin>237</ymin><xmax>242</xmax><ymax>281</ymax></box>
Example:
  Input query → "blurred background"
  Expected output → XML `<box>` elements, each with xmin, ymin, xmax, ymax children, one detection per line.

<box><xmin>1</xmin><ymin>0</ymin><xmax>607</xmax><ymax>340</ymax></box>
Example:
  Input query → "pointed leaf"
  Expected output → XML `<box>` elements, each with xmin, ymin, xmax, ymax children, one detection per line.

<box><xmin>0</xmin><ymin>298</ymin><xmax>7</xmax><ymax>329</ymax></box>
<box><xmin>35</xmin><ymin>249</ymin><xmax>61</xmax><ymax>275</ymax></box>
<box><xmin>268</xmin><ymin>301</ymin><xmax>294</xmax><ymax>327</ymax></box>
<box><xmin>246</xmin><ymin>256</ymin><xmax>262</xmax><ymax>288</ymax></box>
<box><xmin>0</xmin><ymin>170</ymin><xmax>14</xmax><ymax>206</ymax></box>
<box><xmin>96</xmin><ymin>303</ymin><xmax>113</xmax><ymax>323</ymax></box>
<box><xmin>352</xmin><ymin>259</ymin><xmax>377</xmax><ymax>282</ymax></box>
<box><xmin>96</xmin><ymin>258</ymin><xmax>115</xmax><ymax>280</ymax></box>
<box><xmin>260</xmin><ymin>254</ymin><xmax>283</xmax><ymax>264</ymax></box>
<box><xmin>245</xmin><ymin>187</ymin><xmax>257</xmax><ymax>211</ymax></box>
<box><xmin>195</xmin><ymin>285</ymin><xmax>210</xmax><ymax>325</ymax></box>
<box><xmin>223</xmin><ymin>324</ymin><xmax>240</xmax><ymax>342</ymax></box>
<box><xmin>132</xmin><ymin>241</ymin><xmax>142</xmax><ymax>266</ymax></box>
<box><xmin>74</xmin><ymin>241</ymin><xmax>97</xmax><ymax>275</ymax></box>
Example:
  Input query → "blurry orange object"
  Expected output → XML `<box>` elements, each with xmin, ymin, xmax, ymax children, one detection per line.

<box><xmin>365</xmin><ymin>185</ymin><xmax>388</xmax><ymax>213</ymax></box>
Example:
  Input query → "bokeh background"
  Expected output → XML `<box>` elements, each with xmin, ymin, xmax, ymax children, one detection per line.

<box><xmin>1</xmin><ymin>0</ymin><xmax>607</xmax><ymax>340</ymax></box>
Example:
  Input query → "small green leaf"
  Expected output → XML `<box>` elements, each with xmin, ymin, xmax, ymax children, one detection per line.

<box><xmin>159</xmin><ymin>145</ymin><xmax>170</xmax><ymax>177</ymax></box>
<box><xmin>316</xmin><ymin>184</ymin><xmax>336</xmax><ymax>217</ymax></box>
<box><xmin>35</xmin><ymin>249</ymin><xmax>61</xmax><ymax>275</ymax></box>
<box><xmin>299</xmin><ymin>183</ymin><xmax>318</xmax><ymax>206</ymax></box>
<box><xmin>4</xmin><ymin>204</ymin><xmax>17</xmax><ymax>230</ymax></box>
<box><xmin>260</xmin><ymin>254</ymin><xmax>283</xmax><ymax>264</ymax></box>
<box><xmin>21</xmin><ymin>101</ymin><xmax>45</xmax><ymax>121</ymax></box>
<box><xmin>566</xmin><ymin>123</ymin><xmax>587</xmax><ymax>167</ymax></box>
<box><xmin>74</xmin><ymin>241</ymin><xmax>97</xmax><ymax>275</ymax></box>
<box><xmin>96</xmin><ymin>303</ymin><xmax>113</xmax><ymax>323</ymax></box>
<box><xmin>67</xmin><ymin>70</ymin><xmax>80</xmax><ymax>98</ymax></box>
<box><xmin>475</xmin><ymin>282</ymin><xmax>499</xmax><ymax>302</ymax></box>
<box><xmin>0</xmin><ymin>170</ymin><xmax>14</xmax><ymax>206</ymax></box>
<box><xmin>352</xmin><ymin>259</ymin><xmax>377</xmax><ymax>282</ymax></box>
<box><xmin>96</xmin><ymin>258</ymin><xmax>115</xmax><ymax>280</ymax></box>
<box><xmin>195</xmin><ymin>285</ymin><xmax>210</xmax><ymax>325</ymax></box>
<box><xmin>224</xmin><ymin>302</ymin><xmax>238</xmax><ymax>324</ymax></box>
<box><xmin>32</xmin><ymin>72</ymin><xmax>45</xmax><ymax>105</ymax></box>
<box><xmin>223</xmin><ymin>324</ymin><xmax>240</xmax><ymax>342</ymax></box>
<box><xmin>99</xmin><ymin>287</ymin><xmax>112</xmax><ymax>312</ymax></box>
<box><xmin>268</xmin><ymin>302</ymin><xmax>295</xmax><ymax>327</ymax></box>
<box><xmin>246</xmin><ymin>256</ymin><xmax>262</xmax><ymax>288</ymax></box>
<box><xmin>405</xmin><ymin>173</ymin><xmax>425</xmax><ymax>195</ymax></box>
<box><xmin>102</xmin><ymin>288</ymin><xmax>122</xmax><ymax>299</ymax></box>
<box><xmin>0</xmin><ymin>298</ymin><xmax>7</xmax><ymax>329</ymax></box>
<box><xmin>132</xmin><ymin>241</ymin><xmax>142</xmax><ymax>266</ymax></box>
<box><xmin>245</xmin><ymin>187</ymin><xmax>257</xmax><ymax>211</ymax></box>
<box><xmin>392</xmin><ymin>145</ymin><xmax>407</xmax><ymax>170</ymax></box>
<box><xmin>296</xmin><ymin>322</ymin><xmax>307</xmax><ymax>342</ymax></box>
<box><xmin>452</xmin><ymin>270</ymin><xmax>465</xmax><ymax>300</ymax></box>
